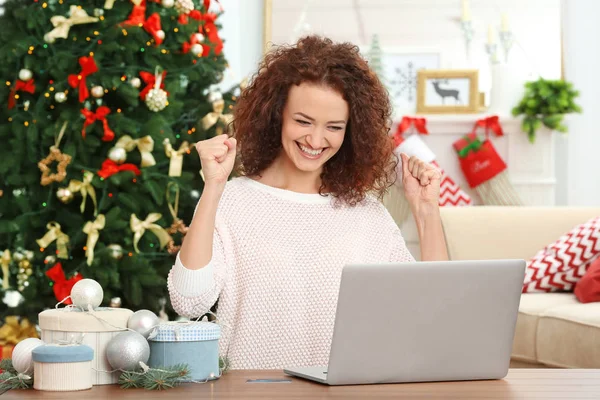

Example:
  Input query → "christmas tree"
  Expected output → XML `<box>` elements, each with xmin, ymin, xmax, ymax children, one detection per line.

<box><xmin>367</xmin><ymin>34</ymin><xmax>385</xmax><ymax>85</ymax></box>
<box><xmin>0</xmin><ymin>0</ymin><xmax>239</xmax><ymax>323</ymax></box>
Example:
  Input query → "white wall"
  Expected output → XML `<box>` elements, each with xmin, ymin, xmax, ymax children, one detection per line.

<box><xmin>560</xmin><ymin>0</ymin><xmax>600</xmax><ymax>206</ymax></box>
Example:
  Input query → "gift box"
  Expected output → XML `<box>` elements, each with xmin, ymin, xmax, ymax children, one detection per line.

<box><xmin>32</xmin><ymin>344</ymin><xmax>94</xmax><ymax>392</ymax></box>
<box><xmin>148</xmin><ymin>321</ymin><xmax>221</xmax><ymax>382</ymax></box>
<box><xmin>38</xmin><ymin>307</ymin><xmax>133</xmax><ymax>385</ymax></box>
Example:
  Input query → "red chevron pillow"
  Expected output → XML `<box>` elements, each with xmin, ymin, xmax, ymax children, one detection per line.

<box><xmin>522</xmin><ymin>216</ymin><xmax>600</xmax><ymax>293</ymax></box>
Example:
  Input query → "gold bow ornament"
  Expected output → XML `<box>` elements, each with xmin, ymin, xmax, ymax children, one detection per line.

<box><xmin>66</xmin><ymin>171</ymin><xmax>98</xmax><ymax>215</ymax></box>
<box><xmin>201</xmin><ymin>98</ymin><xmax>234</xmax><ymax>135</ymax></box>
<box><xmin>83</xmin><ymin>214</ymin><xmax>105</xmax><ymax>266</ymax></box>
<box><xmin>130</xmin><ymin>213</ymin><xmax>172</xmax><ymax>253</ymax></box>
<box><xmin>36</xmin><ymin>222</ymin><xmax>70</xmax><ymax>259</ymax></box>
<box><xmin>0</xmin><ymin>316</ymin><xmax>39</xmax><ymax>352</ymax></box>
<box><xmin>1</xmin><ymin>249</ymin><xmax>11</xmax><ymax>290</ymax></box>
<box><xmin>163</xmin><ymin>138</ymin><xmax>190</xmax><ymax>177</ymax></box>
<box><xmin>44</xmin><ymin>6</ymin><xmax>99</xmax><ymax>44</ymax></box>
<box><xmin>113</xmin><ymin>135</ymin><xmax>156</xmax><ymax>167</ymax></box>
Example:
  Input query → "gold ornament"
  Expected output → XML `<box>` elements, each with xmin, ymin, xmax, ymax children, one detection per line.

<box><xmin>145</xmin><ymin>67</ymin><xmax>168</xmax><ymax>112</ymax></box>
<box><xmin>165</xmin><ymin>182</ymin><xmax>188</xmax><ymax>255</ymax></box>
<box><xmin>83</xmin><ymin>214</ymin><xmax>105</xmax><ymax>266</ymax></box>
<box><xmin>38</xmin><ymin>121</ymin><xmax>71</xmax><ymax>186</ymax></box>
<box><xmin>56</xmin><ymin>187</ymin><xmax>74</xmax><ymax>203</ymax></box>
<box><xmin>130</xmin><ymin>213</ymin><xmax>172</xmax><ymax>253</ymax></box>
<box><xmin>201</xmin><ymin>98</ymin><xmax>234</xmax><ymax>134</ymax></box>
<box><xmin>163</xmin><ymin>138</ymin><xmax>190</xmax><ymax>177</ymax></box>
<box><xmin>0</xmin><ymin>316</ymin><xmax>39</xmax><ymax>346</ymax></box>
<box><xmin>107</xmin><ymin>244</ymin><xmax>123</xmax><ymax>260</ymax></box>
<box><xmin>108</xmin><ymin>146</ymin><xmax>127</xmax><ymax>164</ymax></box>
<box><xmin>114</xmin><ymin>135</ymin><xmax>156</xmax><ymax>167</ymax></box>
<box><xmin>109</xmin><ymin>297</ymin><xmax>122</xmax><ymax>308</ymax></box>
<box><xmin>67</xmin><ymin>171</ymin><xmax>98</xmax><ymax>215</ymax></box>
<box><xmin>17</xmin><ymin>259</ymin><xmax>33</xmax><ymax>291</ymax></box>
<box><xmin>91</xmin><ymin>85</ymin><xmax>104</xmax><ymax>98</ymax></box>
<box><xmin>36</xmin><ymin>222</ymin><xmax>70</xmax><ymax>259</ymax></box>
<box><xmin>44</xmin><ymin>5</ymin><xmax>99</xmax><ymax>43</ymax></box>
<box><xmin>1</xmin><ymin>250</ymin><xmax>11</xmax><ymax>290</ymax></box>
<box><xmin>175</xmin><ymin>0</ymin><xmax>194</xmax><ymax>14</ymax></box>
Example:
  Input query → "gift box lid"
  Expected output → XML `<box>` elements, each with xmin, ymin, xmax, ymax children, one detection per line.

<box><xmin>39</xmin><ymin>307</ymin><xmax>133</xmax><ymax>332</ymax></box>
<box><xmin>149</xmin><ymin>321</ymin><xmax>221</xmax><ymax>342</ymax></box>
<box><xmin>32</xmin><ymin>344</ymin><xmax>94</xmax><ymax>363</ymax></box>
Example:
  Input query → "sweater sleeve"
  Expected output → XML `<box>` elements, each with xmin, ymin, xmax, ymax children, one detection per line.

<box><xmin>167</xmin><ymin>227</ymin><xmax>228</xmax><ymax>318</ymax></box>
<box><xmin>389</xmin><ymin>228</ymin><xmax>416</xmax><ymax>263</ymax></box>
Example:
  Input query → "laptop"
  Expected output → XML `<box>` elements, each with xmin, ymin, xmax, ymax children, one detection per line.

<box><xmin>283</xmin><ymin>259</ymin><xmax>526</xmax><ymax>386</ymax></box>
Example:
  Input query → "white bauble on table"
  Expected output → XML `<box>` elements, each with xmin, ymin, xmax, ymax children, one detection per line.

<box><xmin>12</xmin><ymin>338</ymin><xmax>44</xmax><ymax>374</ymax></box>
<box><xmin>70</xmin><ymin>278</ymin><xmax>103</xmax><ymax>309</ymax></box>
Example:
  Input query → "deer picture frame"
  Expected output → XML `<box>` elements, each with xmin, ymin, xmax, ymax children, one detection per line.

<box><xmin>416</xmin><ymin>69</ymin><xmax>479</xmax><ymax>114</ymax></box>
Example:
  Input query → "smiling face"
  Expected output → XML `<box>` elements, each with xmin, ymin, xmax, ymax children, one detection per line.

<box><xmin>279</xmin><ymin>82</ymin><xmax>350</xmax><ymax>174</ymax></box>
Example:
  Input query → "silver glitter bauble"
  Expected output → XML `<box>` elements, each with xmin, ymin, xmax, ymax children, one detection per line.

<box><xmin>107</xmin><ymin>244</ymin><xmax>123</xmax><ymax>260</ymax></box>
<box><xmin>12</xmin><ymin>252</ymin><xmax>25</xmax><ymax>262</ymax></box>
<box><xmin>190</xmin><ymin>189</ymin><xmax>200</xmax><ymax>200</ymax></box>
<box><xmin>93</xmin><ymin>8</ymin><xmax>104</xmax><ymax>17</ymax></box>
<box><xmin>106</xmin><ymin>331</ymin><xmax>150</xmax><ymax>371</ymax></box>
<box><xmin>109</xmin><ymin>297</ymin><xmax>122</xmax><ymax>308</ymax></box>
<box><xmin>174</xmin><ymin>0</ymin><xmax>194</xmax><ymax>14</ymax></box>
<box><xmin>207</xmin><ymin>91</ymin><xmax>223</xmax><ymax>103</ymax></box>
<box><xmin>190</xmin><ymin>43</ymin><xmax>203</xmax><ymax>56</ymax></box>
<box><xmin>91</xmin><ymin>85</ymin><xmax>104</xmax><ymax>98</ymax></box>
<box><xmin>145</xmin><ymin>88</ymin><xmax>168</xmax><ymax>112</ymax></box>
<box><xmin>18</xmin><ymin>69</ymin><xmax>33</xmax><ymax>82</ymax></box>
<box><xmin>127</xmin><ymin>309</ymin><xmax>160</xmax><ymax>338</ymax></box>
<box><xmin>193</xmin><ymin>33</ymin><xmax>205</xmax><ymax>43</ymax></box>
<box><xmin>161</xmin><ymin>0</ymin><xmax>175</xmax><ymax>7</ymax></box>
<box><xmin>108</xmin><ymin>146</ymin><xmax>127</xmax><ymax>164</ymax></box>
<box><xmin>70</xmin><ymin>279</ymin><xmax>104</xmax><ymax>309</ymax></box>
<box><xmin>130</xmin><ymin>77</ymin><xmax>141</xmax><ymax>89</ymax></box>
<box><xmin>24</xmin><ymin>250</ymin><xmax>34</xmax><ymax>261</ymax></box>
<box><xmin>54</xmin><ymin>92</ymin><xmax>67</xmax><ymax>103</ymax></box>
<box><xmin>44</xmin><ymin>255</ymin><xmax>57</xmax><ymax>265</ymax></box>
<box><xmin>56</xmin><ymin>187</ymin><xmax>74</xmax><ymax>203</ymax></box>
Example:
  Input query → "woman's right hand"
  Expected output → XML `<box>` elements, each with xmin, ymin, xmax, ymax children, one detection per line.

<box><xmin>195</xmin><ymin>135</ymin><xmax>237</xmax><ymax>186</ymax></box>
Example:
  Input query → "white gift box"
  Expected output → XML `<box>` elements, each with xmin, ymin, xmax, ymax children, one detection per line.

<box><xmin>38</xmin><ymin>307</ymin><xmax>133</xmax><ymax>385</ymax></box>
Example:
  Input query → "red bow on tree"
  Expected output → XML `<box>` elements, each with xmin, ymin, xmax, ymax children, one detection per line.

<box><xmin>68</xmin><ymin>56</ymin><xmax>99</xmax><ymax>103</ymax></box>
<box><xmin>179</xmin><ymin>10</ymin><xmax>222</xmax><ymax>55</ymax></box>
<box><xmin>392</xmin><ymin>116</ymin><xmax>429</xmax><ymax>147</ymax></box>
<box><xmin>472</xmin><ymin>115</ymin><xmax>504</xmax><ymax>137</ymax></box>
<box><xmin>139</xmin><ymin>70</ymin><xmax>168</xmax><ymax>100</ymax></box>
<box><xmin>97</xmin><ymin>159</ymin><xmax>141</xmax><ymax>179</ymax></box>
<box><xmin>81</xmin><ymin>106</ymin><xmax>115</xmax><ymax>142</ymax></box>
<box><xmin>7</xmin><ymin>79</ymin><xmax>36</xmax><ymax>109</ymax></box>
<box><xmin>45</xmin><ymin>263</ymin><xmax>83</xmax><ymax>305</ymax></box>
<box><xmin>122</xmin><ymin>0</ymin><xmax>164</xmax><ymax>45</ymax></box>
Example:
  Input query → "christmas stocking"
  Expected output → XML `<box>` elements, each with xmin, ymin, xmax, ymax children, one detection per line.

<box><xmin>453</xmin><ymin>116</ymin><xmax>523</xmax><ymax>205</ymax></box>
<box><xmin>384</xmin><ymin>117</ymin><xmax>473</xmax><ymax>225</ymax></box>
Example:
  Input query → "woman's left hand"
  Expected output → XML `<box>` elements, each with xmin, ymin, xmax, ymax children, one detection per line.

<box><xmin>400</xmin><ymin>153</ymin><xmax>441</xmax><ymax>211</ymax></box>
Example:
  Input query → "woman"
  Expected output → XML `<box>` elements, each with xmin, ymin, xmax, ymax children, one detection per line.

<box><xmin>168</xmin><ymin>35</ymin><xmax>448</xmax><ymax>369</ymax></box>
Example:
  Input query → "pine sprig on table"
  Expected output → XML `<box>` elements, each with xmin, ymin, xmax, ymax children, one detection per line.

<box><xmin>118</xmin><ymin>364</ymin><xmax>190</xmax><ymax>390</ymax></box>
<box><xmin>0</xmin><ymin>359</ymin><xmax>33</xmax><ymax>390</ymax></box>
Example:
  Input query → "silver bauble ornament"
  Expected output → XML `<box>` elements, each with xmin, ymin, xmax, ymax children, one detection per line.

<box><xmin>24</xmin><ymin>250</ymin><xmax>34</xmax><ymax>261</ymax></box>
<box><xmin>13</xmin><ymin>251</ymin><xmax>25</xmax><ymax>262</ymax></box>
<box><xmin>107</xmin><ymin>244</ymin><xmax>123</xmax><ymax>260</ymax></box>
<box><xmin>44</xmin><ymin>255</ymin><xmax>57</xmax><ymax>265</ymax></box>
<box><xmin>130</xmin><ymin>77</ymin><xmax>142</xmax><ymax>89</ymax></box>
<box><xmin>190</xmin><ymin>43</ymin><xmax>203</xmax><ymax>56</ymax></box>
<box><xmin>145</xmin><ymin>88</ymin><xmax>168</xmax><ymax>112</ymax></box>
<box><xmin>174</xmin><ymin>0</ymin><xmax>194</xmax><ymax>14</ymax></box>
<box><xmin>18</xmin><ymin>69</ymin><xmax>33</xmax><ymax>81</ymax></box>
<box><xmin>91</xmin><ymin>85</ymin><xmax>104</xmax><ymax>98</ymax></box>
<box><xmin>109</xmin><ymin>297</ymin><xmax>122</xmax><ymax>308</ymax></box>
<box><xmin>56</xmin><ymin>187</ymin><xmax>74</xmax><ymax>203</ymax></box>
<box><xmin>127</xmin><ymin>309</ymin><xmax>160</xmax><ymax>338</ymax></box>
<box><xmin>106</xmin><ymin>331</ymin><xmax>150</xmax><ymax>371</ymax></box>
<box><xmin>2</xmin><ymin>290</ymin><xmax>25</xmax><ymax>308</ymax></box>
<box><xmin>93</xmin><ymin>8</ymin><xmax>104</xmax><ymax>17</ymax></box>
<box><xmin>55</xmin><ymin>92</ymin><xmax>67</xmax><ymax>103</ymax></box>
<box><xmin>161</xmin><ymin>0</ymin><xmax>175</xmax><ymax>7</ymax></box>
<box><xmin>207</xmin><ymin>91</ymin><xmax>223</xmax><ymax>103</ymax></box>
<box><xmin>70</xmin><ymin>278</ymin><xmax>104</xmax><ymax>309</ymax></box>
<box><xmin>155</xmin><ymin>30</ymin><xmax>165</xmax><ymax>41</ymax></box>
<box><xmin>190</xmin><ymin>189</ymin><xmax>200</xmax><ymax>200</ymax></box>
<box><xmin>193</xmin><ymin>33</ymin><xmax>205</xmax><ymax>43</ymax></box>
<box><xmin>108</xmin><ymin>147</ymin><xmax>127</xmax><ymax>164</ymax></box>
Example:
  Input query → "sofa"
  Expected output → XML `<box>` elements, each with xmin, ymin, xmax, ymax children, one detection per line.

<box><xmin>439</xmin><ymin>206</ymin><xmax>600</xmax><ymax>369</ymax></box>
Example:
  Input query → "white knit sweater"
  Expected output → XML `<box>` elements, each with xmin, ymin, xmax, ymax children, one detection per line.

<box><xmin>167</xmin><ymin>176</ymin><xmax>415</xmax><ymax>369</ymax></box>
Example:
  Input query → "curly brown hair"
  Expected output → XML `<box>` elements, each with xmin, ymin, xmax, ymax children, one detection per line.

<box><xmin>231</xmin><ymin>35</ymin><xmax>398</xmax><ymax>206</ymax></box>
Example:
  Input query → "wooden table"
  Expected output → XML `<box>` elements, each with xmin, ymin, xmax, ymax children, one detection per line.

<box><xmin>2</xmin><ymin>369</ymin><xmax>600</xmax><ymax>399</ymax></box>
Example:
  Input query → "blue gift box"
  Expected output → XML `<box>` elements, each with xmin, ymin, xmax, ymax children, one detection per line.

<box><xmin>148</xmin><ymin>321</ymin><xmax>221</xmax><ymax>381</ymax></box>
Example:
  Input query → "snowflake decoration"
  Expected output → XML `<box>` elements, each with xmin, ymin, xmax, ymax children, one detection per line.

<box><xmin>389</xmin><ymin>62</ymin><xmax>416</xmax><ymax>102</ymax></box>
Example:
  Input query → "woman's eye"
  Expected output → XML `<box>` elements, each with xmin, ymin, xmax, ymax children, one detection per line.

<box><xmin>329</xmin><ymin>126</ymin><xmax>343</xmax><ymax>131</ymax></box>
<box><xmin>296</xmin><ymin>119</ymin><xmax>310</xmax><ymax>125</ymax></box>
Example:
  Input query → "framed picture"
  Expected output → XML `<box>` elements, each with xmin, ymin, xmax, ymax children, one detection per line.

<box><xmin>376</xmin><ymin>47</ymin><xmax>442</xmax><ymax>114</ymax></box>
<box><xmin>416</xmin><ymin>70</ymin><xmax>479</xmax><ymax>114</ymax></box>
